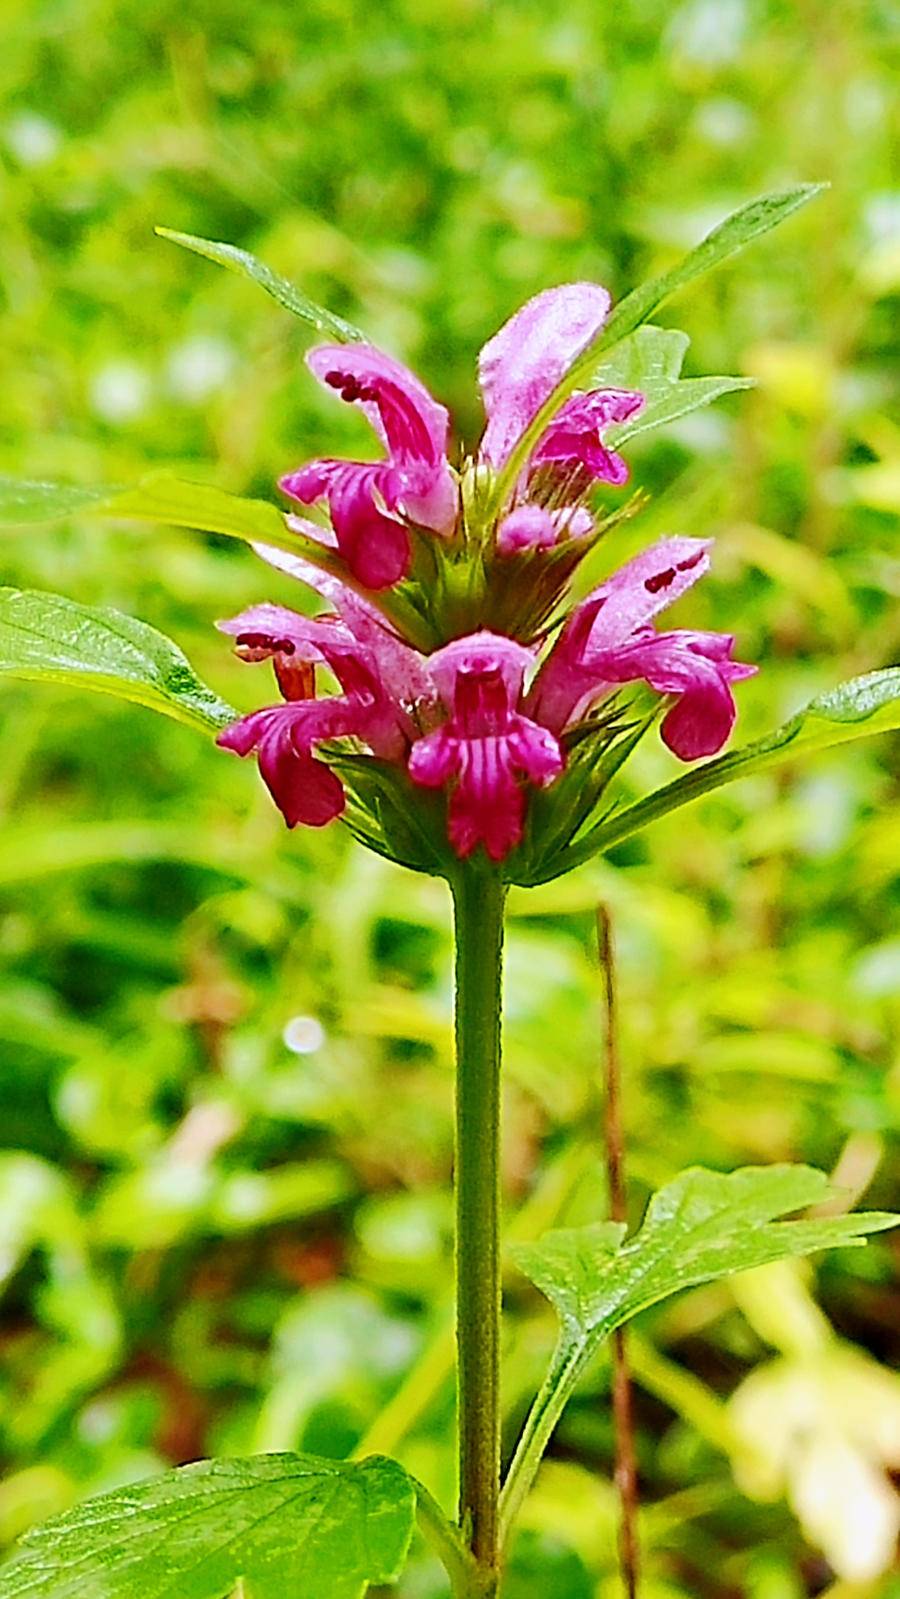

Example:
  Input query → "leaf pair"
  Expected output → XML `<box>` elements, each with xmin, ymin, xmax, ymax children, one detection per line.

<box><xmin>490</xmin><ymin>183</ymin><xmax>825</xmax><ymax>502</ymax></box>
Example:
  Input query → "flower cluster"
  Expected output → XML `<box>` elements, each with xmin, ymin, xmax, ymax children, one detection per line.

<box><xmin>218</xmin><ymin>285</ymin><xmax>754</xmax><ymax>869</ymax></box>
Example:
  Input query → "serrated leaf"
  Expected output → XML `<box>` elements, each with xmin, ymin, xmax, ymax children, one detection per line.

<box><xmin>502</xmin><ymin>1165</ymin><xmax>896</xmax><ymax>1534</ymax></box>
<box><xmin>511</xmin><ymin>1221</ymin><xmax>626</xmax><ymax>1327</ymax></box>
<box><xmin>156</xmin><ymin>228</ymin><xmax>366</xmax><ymax>343</ymax></box>
<box><xmin>0</xmin><ymin>1453</ymin><xmax>415</xmax><ymax>1599</ymax></box>
<box><xmin>0</xmin><ymin>588</ymin><xmax>235</xmax><ymax>733</ymax></box>
<box><xmin>595</xmin><ymin>325</ymin><xmax>752</xmax><ymax>445</ymax></box>
<box><xmin>493</xmin><ymin>183</ymin><xmax>824</xmax><ymax>500</ymax></box>
<box><xmin>528</xmin><ymin>667</ymin><xmax>900</xmax><ymax>883</ymax></box>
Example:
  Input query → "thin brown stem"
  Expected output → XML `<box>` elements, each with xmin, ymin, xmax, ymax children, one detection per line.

<box><xmin>597</xmin><ymin>906</ymin><xmax>640</xmax><ymax>1599</ymax></box>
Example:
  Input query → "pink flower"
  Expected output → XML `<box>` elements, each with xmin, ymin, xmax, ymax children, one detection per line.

<box><xmin>478</xmin><ymin>283</ymin><xmax>644</xmax><ymax>485</ymax></box>
<box><xmin>280</xmin><ymin>346</ymin><xmax>458</xmax><ymax>590</ymax></box>
<box><xmin>528</xmin><ymin>537</ymin><xmax>757</xmax><ymax>759</ymax></box>
<box><xmin>217</xmin><ymin>602</ymin><xmax>427</xmax><ymax>826</ymax></box>
<box><xmin>408</xmin><ymin>632</ymin><xmax>564</xmax><ymax>862</ymax></box>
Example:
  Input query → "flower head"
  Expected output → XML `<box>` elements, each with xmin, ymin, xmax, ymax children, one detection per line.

<box><xmin>217</xmin><ymin>282</ymin><xmax>755</xmax><ymax>870</ymax></box>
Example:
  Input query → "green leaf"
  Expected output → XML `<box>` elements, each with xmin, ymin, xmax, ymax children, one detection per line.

<box><xmin>501</xmin><ymin>1165</ymin><xmax>896</xmax><ymax>1537</ymax></box>
<box><xmin>596</xmin><ymin>325</ymin><xmax>753</xmax><ymax>446</ymax></box>
<box><xmin>0</xmin><ymin>1453</ymin><xmax>415</xmax><ymax>1599</ymax></box>
<box><xmin>542</xmin><ymin>667</ymin><xmax>900</xmax><ymax>880</ymax></box>
<box><xmin>156</xmin><ymin>227</ymin><xmax>367</xmax><ymax>343</ymax></box>
<box><xmin>492</xmin><ymin>183</ymin><xmax>825</xmax><ymax>502</ymax></box>
<box><xmin>0</xmin><ymin>588</ymin><xmax>235</xmax><ymax>733</ymax></box>
<box><xmin>0</xmin><ymin>471</ymin><xmax>300</xmax><ymax>552</ymax></box>
<box><xmin>0</xmin><ymin>473</ymin><xmax>435</xmax><ymax>649</ymax></box>
<box><xmin>598</xmin><ymin>186</ymin><xmax>826</xmax><ymax>359</ymax></box>
<box><xmin>0</xmin><ymin>479</ymin><xmax>116</xmax><ymax>525</ymax></box>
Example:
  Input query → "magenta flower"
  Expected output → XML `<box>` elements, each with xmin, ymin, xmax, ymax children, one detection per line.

<box><xmin>408</xmin><ymin>632</ymin><xmax>564</xmax><ymax>862</ymax></box>
<box><xmin>217</xmin><ymin>283</ymin><xmax>757</xmax><ymax>863</ymax></box>
<box><xmin>528</xmin><ymin>537</ymin><xmax>757</xmax><ymax>759</ymax></box>
<box><xmin>478</xmin><ymin>283</ymin><xmax>644</xmax><ymax>486</ymax></box>
<box><xmin>280</xmin><ymin>346</ymin><xmax>458</xmax><ymax>590</ymax></box>
<box><xmin>217</xmin><ymin>601</ymin><xmax>426</xmax><ymax>827</ymax></box>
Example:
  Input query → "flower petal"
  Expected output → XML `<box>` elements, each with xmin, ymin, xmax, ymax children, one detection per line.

<box><xmin>448</xmin><ymin>754</ymin><xmax>526</xmax><ymax>862</ymax></box>
<box><xmin>582</xmin><ymin>536</ymin><xmax>712</xmax><ymax>650</ymax></box>
<box><xmin>408</xmin><ymin>630</ymin><xmax>563</xmax><ymax>862</ymax></box>
<box><xmin>527</xmin><ymin>538</ymin><xmax>719</xmax><ymax>733</ymax></box>
<box><xmin>591</xmin><ymin>631</ymin><xmax>756</xmax><ymax>758</ymax></box>
<box><xmin>281</xmin><ymin>459</ymin><xmax>411</xmax><ymax>589</ymax></box>
<box><xmin>531</xmin><ymin>387</ymin><xmax>644</xmax><ymax>486</ymax></box>
<box><xmin>479</xmin><ymin>283</ymin><xmax>611</xmax><ymax>468</ymax></box>
<box><xmin>426</xmin><ymin>629</ymin><xmax>537</xmax><ymax>709</ymax></box>
<box><xmin>218</xmin><ymin>704</ymin><xmax>348</xmax><ymax>827</ymax></box>
<box><xmin>407</xmin><ymin>726</ymin><xmax>459</xmax><ymax>788</ymax></box>
<box><xmin>307</xmin><ymin>343</ymin><xmax>450</xmax><ymax>466</ymax></box>
<box><xmin>247</xmin><ymin>551</ymin><xmax>435</xmax><ymax>715</ymax></box>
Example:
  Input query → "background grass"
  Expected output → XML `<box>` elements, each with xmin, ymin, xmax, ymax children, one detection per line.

<box><xmin>0</xmin><ymin>1</ymin><xmax>898</xmax><ymax>1593</ymax></box>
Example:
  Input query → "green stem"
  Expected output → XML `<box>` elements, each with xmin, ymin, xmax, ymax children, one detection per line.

<box><xmin>499</xmin><ymin>1341</ymin><xmax>585</xmax><ymax>1548</ymax></box>
<box><xmin>451</xmin><ymin>865</ymin><xmax>506</xmax><ymax>1593</ymax></box>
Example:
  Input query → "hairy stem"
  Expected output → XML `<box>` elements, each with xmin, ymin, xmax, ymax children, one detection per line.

<box><xmin>451</xmin><ymin>866</ymin><xmax>506</xmax><ymax>1592</ymax></box>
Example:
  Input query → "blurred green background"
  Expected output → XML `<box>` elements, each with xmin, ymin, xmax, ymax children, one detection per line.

<box><xmin>1</xmin><ymin>0</ymin><xmax>898</xmax><ymax>1594</ymax></box>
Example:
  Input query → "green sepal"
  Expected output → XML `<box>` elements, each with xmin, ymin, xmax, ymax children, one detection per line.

<box><xmin>504</xmin><ymin>689</ymin><xmax>660</xmax><ymax>887</ymax></box>
<box><xmin>328</xmin><ymin>752</ymin><xmax>457</xmax><ymax>877</ymax></box>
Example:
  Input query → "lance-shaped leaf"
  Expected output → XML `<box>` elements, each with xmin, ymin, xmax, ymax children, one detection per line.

<box><xmin>0</xmin><ymin>1453</ymin><xmax>415</xmax><ymax>1599</ymax></box>
<box><xmin>493</xmin><ymin>183</ymin><xmax>825</xmax><ymax>501</ymax></box>
<box><xmin>0</xmin><ymin>472</ymin><xmax>296</xmax><ymax>550</ymax></box>
<box><xmin>596</xmin><ymin>325</ymin><xmax>753</xmax><ymax>446</ymax></box>
<box><xmin>501</xmin><ymin>1165</ymin><xmax>896</xmax><ymax>1537</ymax></box>
<box><xmin>0</xmin><ymin>588</ymin><xmax>235</xmax><ymax>733</ymax></box>
<box><xmin>156</xmin><ymin>227</ymin><xmax>366</xmax><ymax>343</ymax></box>
<box><xmin>522</xmin><ymin>667</ymin><xmax>900</xmax><ymax>885</ymax></box>
<box><xmin>0</xmin><ymin>473</ymin><xmax>436</xmax><ymax>650</ymax></box>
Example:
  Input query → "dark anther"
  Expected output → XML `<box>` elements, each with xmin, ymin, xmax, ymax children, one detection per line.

<box><xmin>644</xmin><ymin>568</ymin><xmax>676</xmax><ymax>594</ymax></box>
<box><xmin>676</xmin><ymin>551</ymin><xmax>704</xmax><ymax>572</ymax></box>
<box><xmin>236</xmin><ymin>632</ymin><xmax>295</xmax><ymax>656</ymax></box>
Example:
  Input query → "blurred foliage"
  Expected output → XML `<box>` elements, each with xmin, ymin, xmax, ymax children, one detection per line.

<box><xmin>0</xmin><ymin>0</ymin><xmax>897</xmax><ymax>1594</ymax></box>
